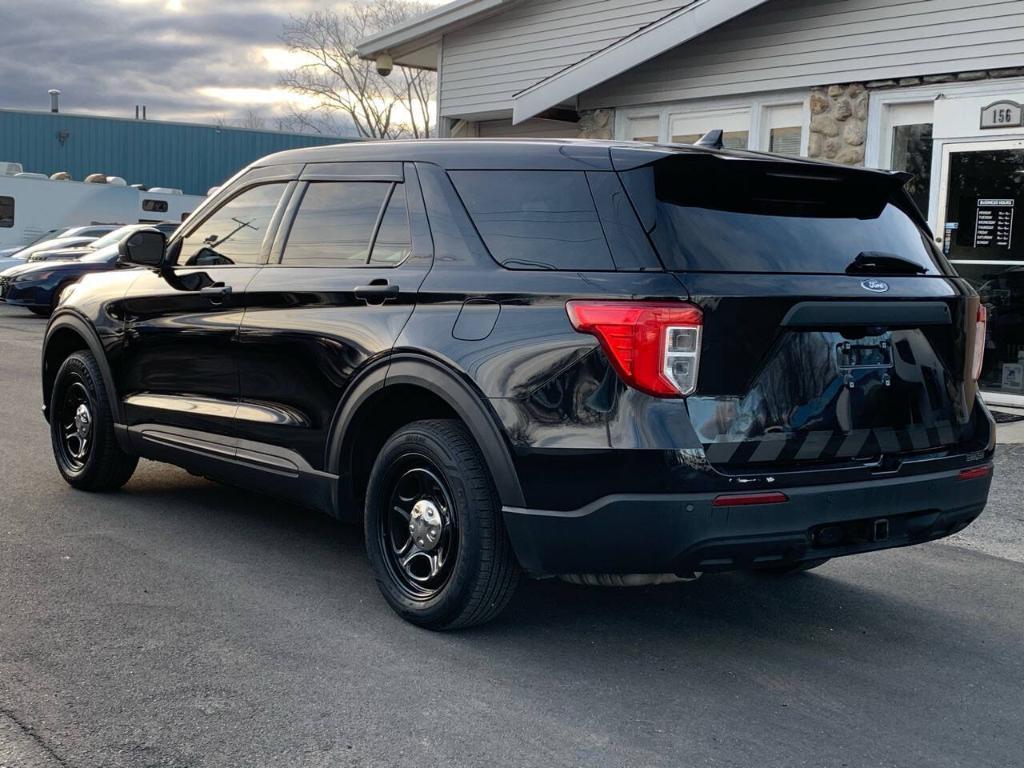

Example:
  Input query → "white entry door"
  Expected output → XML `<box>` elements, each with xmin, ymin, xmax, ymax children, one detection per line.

<box><xmin>936</xmin><ymin>139</ymin><xmax>1024</xmax><ymax>404</ymax></box>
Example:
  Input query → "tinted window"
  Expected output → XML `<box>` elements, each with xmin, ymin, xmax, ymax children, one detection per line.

<box><xmin>179</xmin><ymin>183</ymin><xmax>286</xmax><ymax>266</ymax></box>
<box><xmin>449</xmin><ymin>170</ymin><xmax>613</xmax><ymax>270</ymax></box>
<box><xmin>623</xmin><ymin>157</ymin><xmax>942</xmax><ymax>275</ymax></box>
<box><xmin>142</xmin><ymin>199</ymin><xmax>169</xmax><ymax>213</ymax></box>
<box><xmin>283</xmin><ymin>182</ymin><xmax>390</xmax><ymax>266</ymax></box>
<box><xmin>0</xmin><ymin>196</ymin><xmax>13</xmax><ymax>228</ymax></box>
<box><xmin>370</xmin><ymin>184</ymin><xmax>412</xmax><ymax>265</ymax></box>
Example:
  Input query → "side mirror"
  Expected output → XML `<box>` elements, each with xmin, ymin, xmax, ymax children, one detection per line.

<box><xmin>118</xmin><ymin>228</ymin><xmax>167</xmax><ymax>268</ymax></box>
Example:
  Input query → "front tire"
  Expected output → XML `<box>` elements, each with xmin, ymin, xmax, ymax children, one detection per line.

<box><xmin>364</xmin><ymin>419</ymin><xmax>520</xmax><ymax>630</ymax></box>
<box><xmin>50</xmin><ymin>351</ymin><xmax>138</xmax><ymax>491</ymax></box>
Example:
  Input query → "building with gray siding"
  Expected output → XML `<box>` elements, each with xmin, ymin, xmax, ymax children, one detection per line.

<box><xmin>0</xmin><ymin>109</ymin><xmax>354</xmax><ymax>196</ymax></box>
<box><xmin>359</xmin><ymin>0</ymin><xmax>1024</xmax><ymax>405</ymax></box>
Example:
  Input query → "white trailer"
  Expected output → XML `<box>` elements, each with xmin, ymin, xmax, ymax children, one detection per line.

<box><xmin>0</xmin><ymin>164</ymin><xmax>204</xmax><ymax>249</ymax></box>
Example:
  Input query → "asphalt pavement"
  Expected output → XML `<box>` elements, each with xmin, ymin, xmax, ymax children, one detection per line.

<box><xmin>1</xmin><ymin>304</ymin><xmax>1022</xmax><ymax>768</ymax></box>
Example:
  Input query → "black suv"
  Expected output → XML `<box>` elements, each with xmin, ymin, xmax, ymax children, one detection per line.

<box><xmin>41</xmin><ymin>139</ymin><xmax>995</xmax><ymax>629</ymax></box>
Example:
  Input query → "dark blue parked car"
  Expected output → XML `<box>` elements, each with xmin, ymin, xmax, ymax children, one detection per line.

<box><xmin>0</xmin><ymin>223</ymin><xmax>178</xmax><ymax>316</ymax></box>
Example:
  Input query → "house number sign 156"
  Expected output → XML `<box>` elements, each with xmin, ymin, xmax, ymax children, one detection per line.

<box><xmin>981</xmin><ymin>100</ymin><xmax>1024</xmax><ymax>129</ymax></box>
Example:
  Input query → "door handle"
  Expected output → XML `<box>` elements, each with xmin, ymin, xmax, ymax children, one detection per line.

<box><xmin>355</xmin><ymin>281</ymin><xmax>399</xmax><ymax>303</ymax></box>
<box><xmin>199</xmin><ymin>283</ymin><xmax>232</xmax><ymax>302</ymax></box>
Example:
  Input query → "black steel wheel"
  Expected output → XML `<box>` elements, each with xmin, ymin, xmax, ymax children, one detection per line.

<box><xmin>380</xmin><ymin>460</ymin><xmax>460</xmax><ymax>601</ymax></box>
<box><xmin>56</xmin><ymin>380</ymin><xmax>93</xmax><ymax>472</ymax></box>
<box><xmin>50</xmin><ymin>351</ymin><xmax>138</xmax><ymax>491</ymax></box>
<box><xmin>365</xmin><ymin>419</ymin><xmax>520</xmax><ymax>630</ymax></box>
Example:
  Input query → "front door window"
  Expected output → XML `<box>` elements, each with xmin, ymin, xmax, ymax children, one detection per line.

<box><xmin>941</xmin><ymin>142</ymin><xmax>1024</xmax><ymax>397</ymax></box>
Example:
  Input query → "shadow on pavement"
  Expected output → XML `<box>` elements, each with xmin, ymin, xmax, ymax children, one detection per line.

<box><xmin>107</xmin><ymin>463</ymin><xmax>948</xmax><ymax>652</ymax></box>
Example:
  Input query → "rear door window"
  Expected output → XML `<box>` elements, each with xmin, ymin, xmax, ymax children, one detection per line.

<box><xmin>282</xmin><ymin>181</ymin><xmax>397</xmax><ymax>267</ymax></box>
<box><xmin>620</xmin><ymin>156</ymin><xmax>943</xmax><ymax>275</ymax></box>
<box><xmin>449</xmin><ymin>170</ymin><xmax>614</xmax><ymax>270</ymax></box>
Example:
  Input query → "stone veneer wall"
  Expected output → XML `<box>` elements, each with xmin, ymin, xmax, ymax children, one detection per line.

<box><xmin>808</xmin><ymin>84</ymin><xmax>869</xmax><ymax>165</ymax></box>
<box><xmin>576</xmin><ymin>109</ymin><xmax>614</xmax><ymax>139</ymax></box>
<box><xmin>810</xmin><ymin>67</ymin><xmax>1024</xmax><ymax>166</ymax></box>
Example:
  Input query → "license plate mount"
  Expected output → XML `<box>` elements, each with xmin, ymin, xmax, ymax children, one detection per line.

<box><xmin>836</xmin><ymin>336</ymin><xmax>894</xmax><ymax>372</ymax></box>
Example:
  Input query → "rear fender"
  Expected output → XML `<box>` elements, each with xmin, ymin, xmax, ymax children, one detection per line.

<box><xmin>326</xmin><ymin>354</ymin><xmax>525</xmax><ymax>515</ymax></box>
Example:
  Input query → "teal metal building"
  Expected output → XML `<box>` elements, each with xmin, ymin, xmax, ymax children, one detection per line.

<box><xmin>0</xmin><ymin>109</ymin><xmax>354</xmax><ymax>195</ymax></box>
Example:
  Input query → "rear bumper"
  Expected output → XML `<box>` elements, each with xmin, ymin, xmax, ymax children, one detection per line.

<box><xmin>503</xmin><ymin>465</ymin><xmax>992</xmax><ymax>577</ymax></box>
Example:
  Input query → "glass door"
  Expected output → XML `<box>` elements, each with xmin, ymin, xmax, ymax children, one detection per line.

<box><xmin>937</xmin><ymin>140</ymin><xmax>1024</xmax><ymax>403</ymax></box>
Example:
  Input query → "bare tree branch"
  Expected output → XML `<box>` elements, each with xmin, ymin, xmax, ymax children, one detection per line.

<box><xmin>279</xmin><ymin>1</ymin><xmax>436</xmax><ymax>140</ymax></box>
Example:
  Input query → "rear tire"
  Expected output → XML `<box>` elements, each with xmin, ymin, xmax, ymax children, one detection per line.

<box><xmin>50</xmin><ymin>351</ymin><xmax>138</xmax><ymax>491</ymax></box>
<box><xmin>755</xmin><ymin>558</ymin><xmax>830</xmax><ymax>576</ymax></box>
<box><xmin>364</xmin><ymin>419</ymin><xmax>520</xmax><ymax>630</ymax></box>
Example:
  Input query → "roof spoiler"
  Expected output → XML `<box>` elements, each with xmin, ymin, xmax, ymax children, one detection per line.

<box><xmin>695</xmin><ymin>129</ymin><xmax>724</xmax><ymax>150</ymax></box>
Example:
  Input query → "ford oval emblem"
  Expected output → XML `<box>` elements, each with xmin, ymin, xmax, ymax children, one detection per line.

<box><xmin>861</xmin><ymin>279</ymin><xmax>890</xmax><ymax>294</ymax></box>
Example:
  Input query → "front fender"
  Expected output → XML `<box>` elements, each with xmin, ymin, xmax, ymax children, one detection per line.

<box><xmin>42</xmin><ymin>311</ymin><xmax>124</xmax><ymax>426</ymax></box>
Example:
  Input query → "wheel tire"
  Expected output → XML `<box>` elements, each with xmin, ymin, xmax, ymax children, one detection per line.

<box><xmin>28</xmin><ymin>306</ymin><xmax>52</xmax><ymax>317</ymax></box>
<box><xmin>50</xmin><ymin>351</ymin><xmax>138</xmax><ymax>491</ymax></box>
<box><xmin>755</xmin><ymin>558</ymin><xmax>830</xmax><ymax>576</ymax></box>
<box><xmin>364</xmin><ymin>419</ymin><xmax>520</xmax><ymax>630</ymax></box>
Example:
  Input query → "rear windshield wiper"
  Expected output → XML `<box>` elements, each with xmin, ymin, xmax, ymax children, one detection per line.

<box><xmin>845</xmin><ymin>251</ymin><xmax>928</xmax><ymax>276</ymax></box>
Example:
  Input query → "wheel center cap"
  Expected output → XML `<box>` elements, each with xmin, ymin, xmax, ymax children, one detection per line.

<box><xmin>74</xmin><ymin>404</ymin><xmax>91</xmax><ymax>439</ymax></box>
<box><xmin>408</xmin><ymin>499</ymin><xmax>443</xmax><ymax>551</ymax></box>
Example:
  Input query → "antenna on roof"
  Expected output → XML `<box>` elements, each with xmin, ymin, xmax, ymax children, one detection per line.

<box><xmin>695</xmin><ymin>129</ymin><xmax>724</xmax><ymax>150</ymax></box>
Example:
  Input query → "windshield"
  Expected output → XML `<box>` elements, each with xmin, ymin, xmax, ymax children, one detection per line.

<box><xmin>90</xmin><ymin>225</ymin><xmax>143</xmax><ymax>250</ymax></box>
<box><xmin>622</xmin><ymin>156</ymin><xmax>945</xmax><ymax>275</ymax></box>
<box><xmin>26</xmin><ymin>229</ymin><xmax>62</xmax><ymax>246</ymax></box>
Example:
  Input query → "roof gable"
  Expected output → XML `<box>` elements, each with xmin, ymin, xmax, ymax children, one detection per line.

<box><xmin>358</xmin><ymin>0</ymin><xmax>771</xmax><ymax>120</ymax></box>
<box><xmin>512</xmin><ymin>0</ymin><xmax>770</xmax><ymax>122</ymax></box>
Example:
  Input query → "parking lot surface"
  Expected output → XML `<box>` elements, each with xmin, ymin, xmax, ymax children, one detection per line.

<box><xmin>1</xmin><ymin>304</ymin><xmax>1022</xmax><ymax>768</ymax></box>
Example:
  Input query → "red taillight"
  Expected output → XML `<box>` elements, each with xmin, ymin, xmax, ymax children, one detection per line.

<box><xmin>712</xmin><ymin>491</ymin><xmax>789</xmax><ymax>507</ymax></box>
<box><xmin>565</xmin><ymin>300</ymin><xmax>703</xmax><ymax>397</ymax></box>
<box><xmin>972</xmin><ymin>304</ymin><xmax>987</xmax><ymax>381</ymax></box>
<box><xmin>958</xmin><ymin>465</ymin><xmax>991</xmax><ymax>481</ymax></box>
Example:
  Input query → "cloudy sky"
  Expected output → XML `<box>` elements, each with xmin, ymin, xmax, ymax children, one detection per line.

<box><xmin>0</xmin><ymin>0</ymin><xmax>386</xmax><ymax>132</ymax></box>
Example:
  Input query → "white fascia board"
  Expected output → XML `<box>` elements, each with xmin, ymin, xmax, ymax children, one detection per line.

<box><xmin>357</xmin><ymin>0</ymin><xmax>511</xmax><ymax>60</ymax></box>
<box><xmin>511</xmin><ymin>0</ymin><xmax>770</xmax><ymax>124</ymax></box>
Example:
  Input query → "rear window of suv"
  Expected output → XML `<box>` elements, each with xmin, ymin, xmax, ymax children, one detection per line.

<box><xmin>620</xmin><ymin>156</ymin><xmax>943</xmax><ymax>275</ymax></box>
<box><xmin>449</xmin><ymin>170</ymin><xmax>614</xmax><ymax>271</ymax></box>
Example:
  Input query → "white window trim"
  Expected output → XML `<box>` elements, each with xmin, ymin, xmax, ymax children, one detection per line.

<box><xmin>614</xmin><ymin>91</ymin><xmax>810</xmax><ymax>155</ymax></box>
<box><xmin>867</xmin><ymin>76</ymin><xmax>1024</xmax><ymax>230</ymax></box>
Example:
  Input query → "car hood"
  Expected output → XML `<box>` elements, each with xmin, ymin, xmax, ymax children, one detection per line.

<box><xmin>34</xmin><ymin>247</ymin><xmax>93</xmax><ymax>260</ymax></box>
<box><xmin>0</xmin><ymin>259</ymin><xmax>81</xmax><ymax>278</ymax></box>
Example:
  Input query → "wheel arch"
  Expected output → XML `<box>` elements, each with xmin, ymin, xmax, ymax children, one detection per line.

<box><xmin>42</xmin><ymin>313</ymin><xmax>123</xmax><ymax>427</ymax></box>
<box><xmin>327</xmin><ymin>354</ymin><xmax>525</xmax><ymax>519</ymax></box>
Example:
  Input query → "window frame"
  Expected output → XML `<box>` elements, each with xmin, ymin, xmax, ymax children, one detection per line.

<box><xmin>615</xmin><ymin>92</ymin><xmax>811</xmax><ymax>156</ymax></box>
